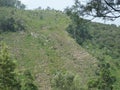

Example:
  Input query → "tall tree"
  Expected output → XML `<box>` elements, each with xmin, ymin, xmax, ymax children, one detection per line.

<box><xmin>69</xmin><ymin>0</ymin><xmax>120</xmax><ymax>20</ymax></box>
<box><xmin>65</xmin><ymin>7</ymin><xmax>91</xmax><ymax>45</ymax></box>
<box><xmin>0</xmin><ymin>0</ymin><xmax>25</xmax><ymax>9</ymax></box>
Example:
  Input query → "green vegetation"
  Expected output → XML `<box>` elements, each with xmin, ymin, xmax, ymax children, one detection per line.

<box><xmin>88</xmin><ymin>59</ymin><xmax>116</xmax><ymax>90</ymax></box>
<box><xmin>65</xmin><ymin>10</ymin><xmax>91</xmax><ymax>45</ymax></box>
<box><xmin>0</xmin><ymin>42</ymin><xmax>21</xmax><ymax>90</ymax></box>
<box><xmin>0</xmin><ymin>0</ymin><xmax>25</xmax><ymax>9</ymax></box>
<box><xmin>21</xmin><ymin>70</ymin><xmax>38</xmax><ymax>90</ymax></box>
<box><xmin>0</xmin><ymin>42</ymin><xmax>38</xmax><ymax>90</ymax></box>
<box><xmin>84</xmin><ymin>22</ymin><xmax>120</xmax><ymax>89</ymax></box>
<box><xmin>0</xmin><ymin>16</ymin><xmax>25</xmax><ymax>32</ymax></box>
<box><xmin>51</xmin><ymin>71</ymin><xmax>81</xmax><ymax>90</ymax></box>
<box><xmin>72</xmin><ymin>0</ymin><xmax>120</xmax><ymax>20</ymax></box>
<box><xmin>66</xmin><ymin>7</ymin><xmax>120</xmax><ymax>89</ymax></box>
<box><xmin>0</xmin><ymin>7</ymin><xmax>97</xmax><ymax>89</ymax></box>
<box><xmin>0</xmin><ymin>3</ymin><xmax>119</xmax><ymax>90</ymax></box>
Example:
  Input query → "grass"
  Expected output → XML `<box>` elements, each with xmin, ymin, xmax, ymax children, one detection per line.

<box><xmin>0</xmin><ymin>7</ymin><xmax>97</xmax><ymax>90</ymax></box>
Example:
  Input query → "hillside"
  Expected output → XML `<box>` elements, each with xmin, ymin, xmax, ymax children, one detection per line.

<box><xmin>67</xmin><ymin>14</ymin><xmax>120</xmax><ymax>89</ymax></box>
<box><xmin>84</xmin><ymin>22</ymin><xmax>120</xmax><ymax>89</ymax></box>
<box><xmin>0</xmin><ymin>7</ymin><xmax>97</xmax><ymax>90</ymax></box>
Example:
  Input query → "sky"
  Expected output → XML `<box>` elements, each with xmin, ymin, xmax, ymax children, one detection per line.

<box><xmin>19</xmin><ymin>0</ymin><xmax>120</xmax><ymax>26</ymax></box>
<box><xmin>20</xmin><ymin>0</ymin><xmax>74</xmax><ymax>10</ymax></box>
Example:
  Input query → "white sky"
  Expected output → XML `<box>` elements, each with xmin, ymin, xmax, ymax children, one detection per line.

<box><xmin>20</xmin><ymin>0</ymin><xmax>74</xmax><ymax>10</ymax></box>
<box><xmin>19</xmin><ymin>0</ymin><xmax>120</xmax><ymax>26</ymax></box>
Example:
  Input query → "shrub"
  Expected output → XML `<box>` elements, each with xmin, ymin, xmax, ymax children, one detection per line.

<box><xmin>0</xmin><ymin>17</ymin><xmax>25</xmax><ymax>32</ymax></box>
<box><xmin>0</xmin><ymin>42</ymin><xmax>21</xmax><ymax>90</ymax></box>
<box><xmin>87</xmin><ymin>59</ymin><xmax>116</xmax><ymax>90</ymax></box>
<box><xmin>51</xmin><ymin>71</ymin><xmax>81</xmax><ymax>90</ymax></box>
<box><xmin>0</xmin><ymin>42</ymin><xmax>38</xmax><ymax>90</ymax></box>
<box><xmin>21</xmin><ymin>70</ymin><xmax>38</xmax><ymax>90</ymax></box>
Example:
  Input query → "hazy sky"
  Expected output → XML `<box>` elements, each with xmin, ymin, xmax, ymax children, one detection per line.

<box><xmin>20</xmin><ymin>0</ymin><xmax>74</xmax><ymax>10</ymax></box>
<box><xmin>19</xmin><ymin>0</ymin><xmax>120</xmax><ymax>26</ymax></box>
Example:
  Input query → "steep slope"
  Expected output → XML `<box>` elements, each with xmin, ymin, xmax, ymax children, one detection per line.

<box><xmin>0</xmin><ymin>8</ymin><xmax>97</xmax><ymax>89</ymax></box>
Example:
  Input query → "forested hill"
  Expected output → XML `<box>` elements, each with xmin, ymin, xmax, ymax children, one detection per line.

<box><xmin>84</xmin><ymin>22</ymin><xmax>120</xmax><ymax>90</ymax></box>
<box><xmin>67</xmin><ymin>14</ymin><xmax>120</xmax><ymax>89</ymax></box>
<box><xmin>0</xmin><ymin>7</ymin><xmax>120</xmax><ymax>90</ymax></box>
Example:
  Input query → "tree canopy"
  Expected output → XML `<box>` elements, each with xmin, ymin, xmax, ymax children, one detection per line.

<box><xmin>68</xmin><ymin>0</ymin><xmax>120</xmax><ymax>20</ymax></box>
<box><xmin>0</xmin><ymin>0</ymin><xmax>25</xmax><ymax>9</ymax></box>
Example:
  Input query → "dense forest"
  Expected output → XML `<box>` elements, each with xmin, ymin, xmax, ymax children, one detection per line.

<box><xmin>0</xmin><ymin>0</ymin><xmax>120</xmax><ymax>90</ymax></box>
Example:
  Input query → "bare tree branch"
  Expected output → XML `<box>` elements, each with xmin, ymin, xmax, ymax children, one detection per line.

<box><xmin>104</xmin><ymin>0</ymin><xmax>120</xmax><ymax>11</ymax></box>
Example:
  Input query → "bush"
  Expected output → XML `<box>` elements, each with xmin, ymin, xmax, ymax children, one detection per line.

<box><xmin>0</xmin><ymin>42</ymin><xmax>38</xmax><ymax>90</ymax></box>
<box><xmin>87</xmin><ymin>59</ymin><xmax>116</xmax><ymax>90</ymax></box>
<box><xmin>0</xmin><ymin>42</ymin><xmax>21</xmax><ymax>90</ymax></box>
<box><xmin>51</xmin><ymin>71</ymin><xmax>81</xmax><ymax>90</ymax></box>
<box><xmin>21</xmin><ymin>70</ymin><xmax>38</xmax><ymax>90</ymax></box>
<box><xmin>0</xmin><ymin>17</ymin><xmax>25</xmax><ymax>32</ymax></box>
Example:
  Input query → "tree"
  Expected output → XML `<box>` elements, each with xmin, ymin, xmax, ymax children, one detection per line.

<box><xmin>15</xmin><ymin>0</ymin><xmax>26</xmax><ymax>9</ymax></box>
<box><xmin>0</xmin><ymin>42</ymin><xmax>38</xmax><ymax>90</ymax></box>
<box><xmin>69</xmin><ymin>0</ymin><xmax>120</xmax><ymax>20</ymax></box>
<box><xmin>0</xmin><ymin>42</ymin><xmax>21</xmax><ymax>90</ymax></box>
<box><xmin>0</xmin><ymin>16</ymin><xmax>26</xmax><ymax>32</ymax></box>
<box><xmin>46</xmin><ymin>6</ymin><xmax>51</xmax><ymax>10</ymax></box>
<box><xmin>88</xmin><ymin>59</ymin><xmax>116</xmax><ymax>90</ymax></box>
<box><xmin>0</xmin><ymin>0</ymin><xmax>15</xmax><ymax>7</ymax></box>
<box><xmin>65</xmin><ymin>8</ymin><xmax>91</xmax><ymax>45</ymax></box>
<box><xmin>0</xmin><ymin>0</ymin><xmax>25</xmax><ymax>9</ymax></box>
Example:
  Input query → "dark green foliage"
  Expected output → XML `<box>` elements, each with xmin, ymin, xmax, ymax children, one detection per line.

<box><xmin>88</xmin><ymin>59</ymin><xmax>116</xmax><ymax>90</ymax></box>
<box><xmin>66</xmin><ymin>11</ymin><xmax>91</xmax><ymax>45</ymax></box>
<box><xmin>65</xmin><ymin>3</ymin><xmax>120</xmax><ymax>89</ymax></box>
<box><xmin>0</xmin><ymin>17</ymin><xmax>25</xmax><ymax>32</ymax></box>
<box><xmin>83</xmin><ymin>22</ymin><xmax>120</xmax><ymax>64</ymax></box>
<box><xmin>22</xmin><ymin>70</ymin><xmax>38</xmax><ymax>90</ymax></box>
<box><xmin>0</xmin><ymin>42</ymin><xmax>21</xmax><ymax>90</ymax></box>
<box><xmin>0</xmin><ymin>42</ymin><xmax>38</xmax><ymax>90</ymax></box>
<box><xmin>71</xmin><ymin>0</ymin><xmax>120</xmax><ymax>20</ymax></box>
<box><xmin>65</xmin><ymin>5</ymin><xmax>120</xmax><ymax>88</ymax></box>
<box><xmin>0</xmin><ymin>0</ymin><xmax>25</xmax><ymax>9</ymax></box>
<box><xmin>75</xmin><ymin>22</ymin><xmax>120</xmax><ymax>89</ymax></box>
<box><xmin>67</xmin><ymin>21</ymin><xmax>120</xmax><ymax>89</ymax></box>
<box><xmin>0</xmin><ymin>0</ymin><xmax>16</xmax><ymax>7</ymax></box>
<box><xmin>51</xmin><ymin>71</ymin><xmax>80</xmax><ymax>90</ymax></box>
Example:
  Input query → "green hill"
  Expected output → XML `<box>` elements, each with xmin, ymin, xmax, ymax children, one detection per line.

<box><xmin>1</xmin><ymin>7</ymin><xmax>120</xmax><ymax>90</ymax></box>
<box><xmin>0</xmin><ymin>7</ymin><xmax>97</xmax><ymax>89</ymax></box>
